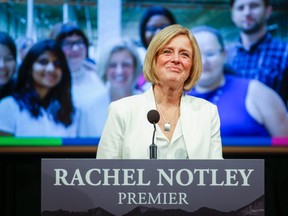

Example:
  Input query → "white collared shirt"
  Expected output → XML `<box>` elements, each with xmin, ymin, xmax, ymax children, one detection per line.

<box><xmin>155</xmin><ymin>119</ymin><xmax>188</xmax><ymax>159</ymax></box>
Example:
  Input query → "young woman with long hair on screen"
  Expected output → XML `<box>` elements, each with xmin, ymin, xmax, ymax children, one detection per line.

<box><xmin>0</xmin><ymin>39</ymin><xmax>78</xmax><ymax>137</ymax></box>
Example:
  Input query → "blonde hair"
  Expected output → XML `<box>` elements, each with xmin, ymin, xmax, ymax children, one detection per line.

<box><xmin>143</xmin><ymin>24</ymin><xmax>202</xmax><ymax>91</ymax></box>
<box><xmin>98</xmin><ymin>38</ymin><xmax>142</xmax><ymax>87</ymax></box>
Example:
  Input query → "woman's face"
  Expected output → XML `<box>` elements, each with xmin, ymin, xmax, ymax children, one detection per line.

<box><xmin>194</xmin><ymin>31</ymin><xmax>226</xmax><ymax>89</ymax></box>
<box><xmin>106</xmin><ymin>49</ymin><xmax>135</xmax><ymax>89</ymax></box>
<box><xmin>61</xmin><ymin>34</ymin><xmax>86</xmax><ymax>71</ymax></box>
<box><xmin>145</xmin><ymin>15</ymin><xmax>171</xmax><ymax>47</ymax></box>
<box><xmin>0</xmin><ymin>44</ymin><xmax>16</xmax><ymax>86</ymax></box>
<box><xmin>156</xmin><ymin>34</ymin><xmax>192</xmax><ymax>89</ymax></box>
<box><xmin>32</xmin><ymin>51</ymin><xmax>63</xmax><ymax>96</ymax></box>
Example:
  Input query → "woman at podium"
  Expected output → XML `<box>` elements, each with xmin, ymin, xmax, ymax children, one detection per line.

<box><xmin>97</xmin><ymin>24</ymin><xmax>223</xmax><ymax>159</ymax></box>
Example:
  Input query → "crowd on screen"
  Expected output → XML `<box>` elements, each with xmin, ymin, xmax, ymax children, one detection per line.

<box><xmin>0</xmin><ymin>0</ymin><xmax>287</xmax><ymax>138</ymax></box>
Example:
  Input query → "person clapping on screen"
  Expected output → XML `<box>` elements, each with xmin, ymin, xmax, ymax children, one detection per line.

<box><xmin>97</xmin><ymin>24</ymin><xmax>223</xmax><ymax>159</ymax></box>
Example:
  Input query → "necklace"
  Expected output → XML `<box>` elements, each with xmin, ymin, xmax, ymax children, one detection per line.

<box><xmin>156</xmin><ymin>104</ymin><xmax>170</xmax><ymax>131</ymax></box>
<box><xmin>156</xmin><ymin>103</ymin><xmax>178</xmax><ymax>132</ymax></box>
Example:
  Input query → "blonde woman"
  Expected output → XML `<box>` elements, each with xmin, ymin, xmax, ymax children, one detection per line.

<box><xmin>97</xmin><ymin>25</ymin><xmax>222</xmax><ymax>159</ymax></box>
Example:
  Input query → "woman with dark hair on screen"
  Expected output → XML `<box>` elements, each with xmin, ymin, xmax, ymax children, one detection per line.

<box><xmin>55</xmin><ymin>23</ymin><xmax>109</xmax><ymax>137</ymax></box>
<box><xmin>0</xmin><ymin>31</ymin><xmax>17</xmax><ymax>100</ymax></box>
<box><xmin>137</xmin><ymin>6</ymin><xmax>177</xmax><ymax>92</ymax></box>
<box><xmin>139</xmin><ymin>6</ymin><xmax>176</xmax><ymax>49</ymax></box>
<box><xmin>55</xmin><ymin>24</ymin><xmax>108</xmax><ymax>108</ymax></box>
<box><xmin>0</xmin><ymin>39</ymin><xmax>78</xmax><ymax>137</ymax></box>
<box><xmin>97</xmin><ymin>24</ymin><xmax>222</xmax><ymax>159</ymax></box>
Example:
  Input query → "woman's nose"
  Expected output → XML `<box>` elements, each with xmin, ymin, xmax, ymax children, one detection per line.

<box><xmin>115</xmin><ymin>64</ymin><xmax>124</xmax><ymax>74</ymax></box>
<box><xmin>45</xmin><ymin>62</ymin><xmax>55</xmax><ymax>72</ymax></box>
<box><xmin>171</xmin><ymin>53</ymin><xmax>180</xmax><ymax>63</ymax></box>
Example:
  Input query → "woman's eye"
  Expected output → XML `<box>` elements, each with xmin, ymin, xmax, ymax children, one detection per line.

<box><xmin>53</xmin><ymin>61</ymin><xmax>61</xmax><ymax>68</ymax></box>
<box><xmin>122</xmin><ymin>62</ymin><xmax>133</xmax><ymax>68</ymax></box>
<box><xmin>163</xmin><ymin>49</ymin><xmax>172</xmax><ymax>54</ymax></box>
<box><xmin>38</xmin><ymin>59</ymin><xmax>49</xmax><ymax>65</ymax></box>
<box><xmin>181</xmin><ymin>53</ymin><xmax>189</xmax><ymax>57</ymax></box>
<box><xmin>108</xmin><ymin>63</ymin><xmax>117</xmax><ymax>68</ymax></box>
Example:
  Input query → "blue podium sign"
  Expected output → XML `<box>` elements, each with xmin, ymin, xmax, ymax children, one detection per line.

<box><xmin>41</xmin><ymin>159</ymin><xmax>264</xmax><ymax>216</ymax></box>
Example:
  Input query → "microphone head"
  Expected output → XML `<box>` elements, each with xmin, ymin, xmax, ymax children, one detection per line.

<box><xmin>147</xmin><ymin>109</ymin><xmax>160</xmax><ymax>124</ymax></box>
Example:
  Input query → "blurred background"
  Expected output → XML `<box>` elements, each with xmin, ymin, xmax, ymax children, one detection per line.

<box><xmin>0</xmin><ymin>1</ymin><xmax>288</xmax><ymax>216</ymax></box>
<box><xmin>1</xmin><ymin>0</ymin><xmax>287</xmax><ymax>60</ymax></box>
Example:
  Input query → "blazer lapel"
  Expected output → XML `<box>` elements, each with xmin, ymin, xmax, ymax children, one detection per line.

<box><xmin>144</xmin><ymin>86</ymin><xmax>157</xmax><ymax>111</ymax></box>
<box><xmin>180</xmin><ymin>95</ymin><xmax>201</xmax><ymax>158</ymax></box>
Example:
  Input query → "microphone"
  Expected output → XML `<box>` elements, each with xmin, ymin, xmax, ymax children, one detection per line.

<box><xmin>147</xmin><ymin>110</ymin><xmax>160</xmax><ymax>159</ymax></box>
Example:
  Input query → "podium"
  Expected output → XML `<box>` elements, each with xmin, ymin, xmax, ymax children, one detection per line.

<box><xmin>41</xmin><ymin>159</ymin><xmax>264</xmax><ymax>215</ymax></box>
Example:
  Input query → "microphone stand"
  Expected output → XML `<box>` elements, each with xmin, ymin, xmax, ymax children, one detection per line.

<box><xmin>149</xmin><ymin>122</ymin><xmax>157</xmax><ymax>159</ymax></box>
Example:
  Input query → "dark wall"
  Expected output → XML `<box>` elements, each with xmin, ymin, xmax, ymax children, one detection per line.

<box><xmin>0</xmin><ymin>152</ymin><xmax>287</xmax><ymax>216</ymax></box>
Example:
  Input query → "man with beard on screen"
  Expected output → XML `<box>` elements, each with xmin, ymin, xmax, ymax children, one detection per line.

<box><xmin>226</xmin><ymin>0</ymin><xmax>288</xmax><ymax>107</ymax></box>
